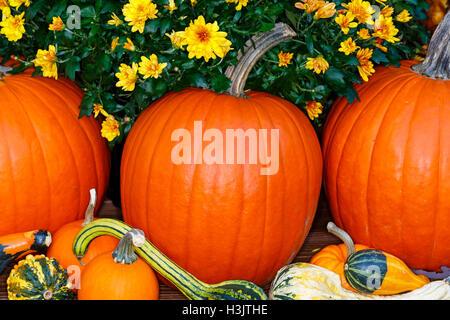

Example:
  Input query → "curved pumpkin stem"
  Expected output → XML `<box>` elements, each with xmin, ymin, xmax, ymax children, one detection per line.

<box><xmin>411</xmin><ymin>11</ymin><xmax>450</xmax><ymax>79</ymax></box>
<box><xmin>0</xmin><ymin>66</ymin><xmax>12</xmax><ymax>81</ymax></box>
<box><xmin>327</xmin><ymin>222</ymin><xmax>356</xmax><ymax>257</ymax></box>
<box><xmin>225</xmin><ymin>23</ymin><xmax>296</xmax><ymax>98</ymax></box>
<box><xmin>81</xmin><ymin>189</ymin><xmax>97</xmax><ymax>227</ymax></box>
<box><xmin>112</xmin><ymin>229</ymin><xmax>146</xmax><ymax>264</ymax></box>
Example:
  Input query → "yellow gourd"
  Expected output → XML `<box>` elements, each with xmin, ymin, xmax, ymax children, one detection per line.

<box><xmin>270</xmin><ymin>263</ymin><xmax>450</xmax><ymax>300</ymax></box>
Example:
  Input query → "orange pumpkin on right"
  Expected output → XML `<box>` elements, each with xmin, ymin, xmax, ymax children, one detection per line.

<box><xmin>322</xmin><ymin>12</ymin><xmax>450</xmax><ymax>272</ymax></box>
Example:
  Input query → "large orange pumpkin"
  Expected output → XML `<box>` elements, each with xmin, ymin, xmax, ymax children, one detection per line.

<box><xmin>322</xmin><ymin>14</ymin><xmax>450</xmax><ymax>271</ymax></box>
<box><xmin>120</xmin><ymin>24</ymin><xmax>323</xmax><ymax>286</ymax></box>
<box><xmin>0</xmin><ymin>67</ymin><xmax>110</xmax><ymax>235</ymax></box>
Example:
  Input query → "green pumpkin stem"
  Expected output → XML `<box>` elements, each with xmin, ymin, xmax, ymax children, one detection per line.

<box><xmin>112</xmin><ymin>229</ymin><xmax>146</xmax><ymax>264</ymax></box>
<box><xmin>411</xmin><ymin>11</ymin><xmax>450</xmax><ymax>80</ymax></box>
<box><xmin>225</xmin><ymin>22</ymin><xmax>296</xmax><ymax>98</ymax></box>
<box><xmin>327</xmin><ymin>222</ymin><xmax>356</xmax><ymax>257</ymax></box>
<box><xmin>81</xmin><ymin>188</ymin><xmax>97</xmax><ymax>227</ymax></box>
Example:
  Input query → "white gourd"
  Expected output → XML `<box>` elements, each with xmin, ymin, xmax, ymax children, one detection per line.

<box><xmin>269</xmin><ymin>263</ymin><xmax>450</xmax><ymax>300</ymax></box>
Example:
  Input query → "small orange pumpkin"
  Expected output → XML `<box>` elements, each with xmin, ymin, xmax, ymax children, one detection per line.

<box><xmin>47</xmin><ymin>189</ymin><xmax>119</xmax><ymax>275</ymax></box>
<box><xmin>78</xmin><ymin>229</ymin><xmax>159</xmax><ymax>300</ymax></box>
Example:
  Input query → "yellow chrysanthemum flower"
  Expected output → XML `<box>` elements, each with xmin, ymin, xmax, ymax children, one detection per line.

<box><xmin>305</xmin><ymin>56</ymin><xmax>329</xmax><ymax>74</ymax></box>
<box><xmin>111</xmin><ymin>37</ymin><xmax>121</xmax><ymax>52</ymax></box>
<box><xmin>380</xmin><ymin>5</ymin><xmax>394</xmax><ymax>17</ymax></box>
<box><xmin>342</xmin><ymin>0</ymin><xmax>375</xmax><ymax>24</ymax></box>
<box><xmin>356</xmin><ymin>48</ymin><xmax>375</xmax><ymax>81</ymax></box>
<box><xmin>305</xmin><ymin>101</ymin><xmax>323</xmax><ymax>120</ymax></box>
<box><xmin>335</xmin><ymin>12</ymin><xmax>358</xmax><ymax>34</ymax></box>
<box><xmin>0</xmin><ymin>12</ymin><xmax>25</xmax><ymax>42</ymax></box>
<box><xmin>226</xmin><ymin>0</ymin><xmax>249</xmax><ymax>11</ymax></box>
<box><xmin>123</xmin><ymin>38</ymin><xmax>136</xmax><ymax>51</ymax></box>
<box><xmin>0</xmin><ymin>0</ymin><xmax>11</xmax><ymax>17</ymax></box>
<box><xmin>295</xmin><ymin>0</ymin><xmax>325</xmax><ymax>13</ymax></box>
<box><xmin>115</xmin><ymin>62</ymin><xmax>138</xmax><ymax>91</ymax></box>
<box><xmin>357</xmin><ymin>28</ymin><xmax>371</xmax><ymax>39</ymax></box>
<box><xmin>165</xmin><ymin>30</ymin><xmax>185</xmax><ymax>50</ymax></box>
<box><xmin>278</xmin><ymin>51</ymin><xmax>294</xmax><ymax>67</ymax></box>
<box><xmin>180</xmin><ymin>15</ymin><xmax>232</xmax><ymax>62</ymax></box>
<box><xmin>190</xmin><ymin>0</ymin><xmax>196</xmax><ymax>5</ymax></box>
<box><xmin>32</xmin><ymin>45</ymin><xmax>58</xmax><ymax>80</ymax></box>
<box><xmin>396</xmin><ymin>9</ymin><xmax>412</xmax><ymax>22</ymax></box>
<box><xmin>372</xmin><ymin>14</ymin><xmax>400</xmax><ymax>43</ymax></box>
<box><xmin>101</xmin><ymin>115</ymin><xmax>121</xmax><ymax>142</ymax></box>
<box><xmin>338</xmin><ymin>37</ymin><xmax>360</xmax><ymax>55</ymax></box>
<box><xmin>122</xmin><ymin>0</ymin><xmax>158</xmax><ymax>34</ymax></box>
<box><xmin>8</xmin><ymin>0</ymin><xmax>29</xmax><ymax>10</ymax></box>
<box><xmin>164</xmin><ymin>0</ymin><xmax>178</xmax><ymax>11</ymax></box>
<box><xmin>138</xmin><ymin>54</ymin><xmax>168</xmax><ymax>79</ymax></box>
<box><xmin>93</xmin><ymin>104</ymin><xmax>109</xmax><ymax>118</ymax></box>
<box><xmin>314</xmin><ymin>2</ymin><xmax>336</xmax><ymax>19</ymax></box>
<box><xmin>108</xmin><ymin>13</ymin><xmax>123</xmax><ymax>26</ymax></box>
<box><xmin>49</xmin><ymin>16</ymin><xmax>64</xmax><ymax>31</ymax></box>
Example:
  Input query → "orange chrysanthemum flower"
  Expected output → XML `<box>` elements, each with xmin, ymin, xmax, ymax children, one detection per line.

<box><xmin>306</xmin><ymin>101</ymin><xmax>324</xmax><ymax>120</ymax></box>
<box><xmin>314</xmin><ymin>1</ymin><xmax>336</xmax><ymax>19</ymax></box>
<box><xmin>372</xmin><ymin>14</ymin><xmax>400</xmax><ymax>43</ymax></box>
<box><xmin>305</xmin><ymin>56</ymin><xmax>329</xmax><ymax>74</ymax></box>
<box><xmin>278</xmin><ymin>51</ymin><xmax>294</xmax><ymax>67</ymax></box>
<box><xmin>295</xmin><ymin>0</ymin><xmax>325</xmax><ymax>13</ymax></box>
<box><xmin>49</xmin><ymin>16</ymin><xmax>64</xmax><ymax>31</ymax></box>
<box><xmin>356</xmin><ymin>48</ymin><xmax>375</xmax><ymax>81</ymax></box>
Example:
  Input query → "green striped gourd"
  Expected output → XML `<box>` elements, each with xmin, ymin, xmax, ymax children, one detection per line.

<box><xmin>72</xmin><ymin>218</ymin><xmax>268</xmax><ymax>300</ymax></box>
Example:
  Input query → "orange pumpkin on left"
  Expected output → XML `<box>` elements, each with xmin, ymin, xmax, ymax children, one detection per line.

<box><xmin>0</xmin><ymin>67</ymin><xmax>110</xmax><ymax>235</ymax></box>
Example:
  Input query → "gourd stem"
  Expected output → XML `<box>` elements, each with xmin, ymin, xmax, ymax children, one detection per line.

<box><xmin>81</xmin><ymin>189</ymin><xmax>97</xmax><ymax>227</ymax></box>
<box><xmin>411</xmin><ymin>11</ymin><xmax>450</xmax><ymax>80</ymax></box>
<box><xmin>327</xmin><ymin>222</ymin><xmax>356</xmax><ymax>257</ymax></box>
<box><xmin>112</xmin><ymin>229</ymin><xmax>146</xmax><ymax>264</ymax></box>
<box><xmin>0</xmin><ymin>66</ymin><xmax>12</xmax><ymax>81</ymax></box>
<box><xmin>43</xmin><ymin>290</ymin><xmax>53</xmax><ymax>300</ymax></box>
<box><xmin>225</xmin><ymin>23</ymin><xmax>296</xmax><ymax>97</ymax></box>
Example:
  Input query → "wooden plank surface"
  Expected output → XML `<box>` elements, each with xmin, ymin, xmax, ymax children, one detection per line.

<box><xmin>0</xmin><ymin>195</ymin><xmax>339</xmax><ymax>300</ymax></box>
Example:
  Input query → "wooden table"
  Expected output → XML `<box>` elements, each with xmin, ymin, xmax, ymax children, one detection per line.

<box><xmin>0</xmin><ymin>195</ymin><xmax>341</xmax><ymax>300</ymax></box>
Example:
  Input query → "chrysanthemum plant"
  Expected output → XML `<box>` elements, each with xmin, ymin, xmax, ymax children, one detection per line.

<box><xmin>0</xmin><ymin>0</ymin><xmax>429</xmax><ymax>145</ymax></box>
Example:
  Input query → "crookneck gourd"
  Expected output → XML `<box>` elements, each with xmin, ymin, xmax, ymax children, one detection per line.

<box><xmin>270</xmin><ymin>263</ymin><xmax>450</xmax><ymax>300</ymax></box>
<box><xmin>7</xmin><ymin>254</ymin><xmax>74</xmax><ymax>300</ymax></box>
<box><xmin>0</xmin><ymin>229</ymin><xmax>52</xmax><ymax>275</ymax></box>
<box><xmin>319</xmin><ymin>222</ymin><xmax>430</xmax><ymax>295</ymax></box>
<box><xmin>73</xmin><ymin>218</ymin><xmax>268</xmax><ymax>300</ymax></box>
